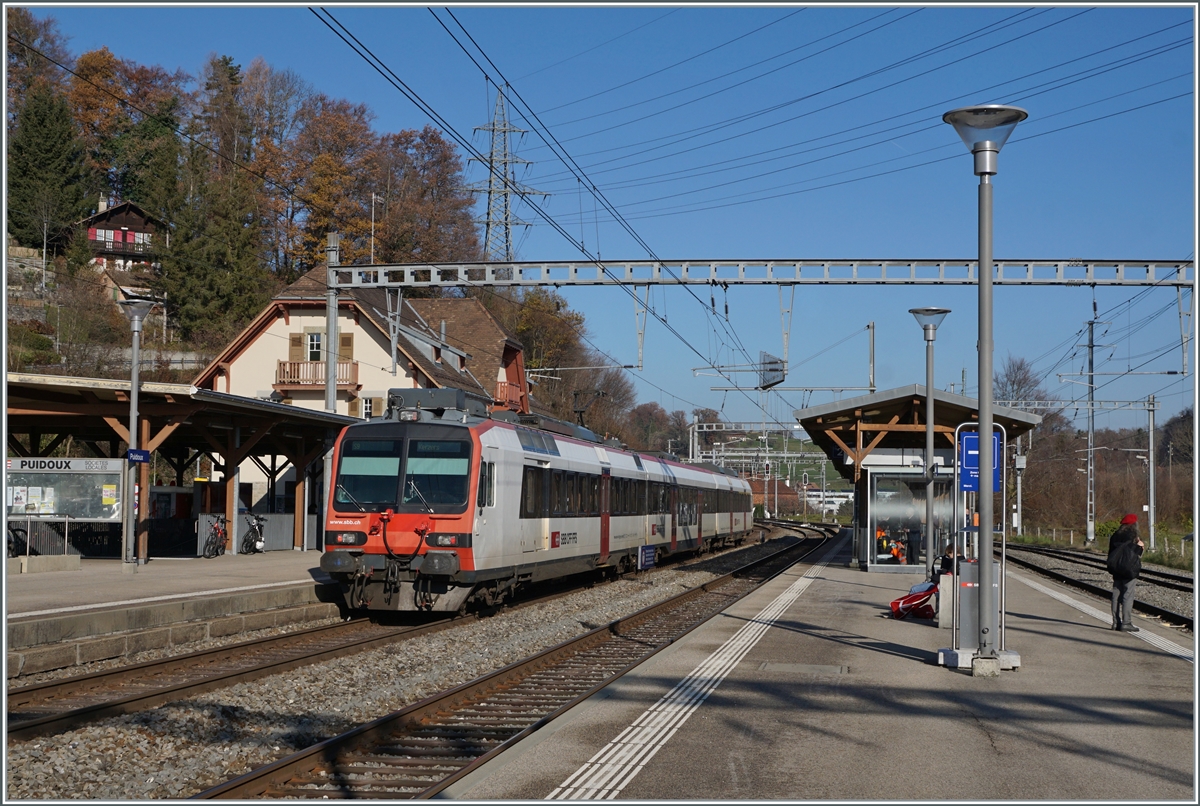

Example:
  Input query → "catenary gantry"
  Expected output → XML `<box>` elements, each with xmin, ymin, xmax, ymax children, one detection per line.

<box><xmin>330</xmin><ymin>259</ymin><xmax>1192</xmax><ymax>288</ymax></box>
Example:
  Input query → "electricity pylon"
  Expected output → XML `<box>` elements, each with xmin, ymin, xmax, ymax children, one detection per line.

<box><xmin>471</xmin><ymin>86</ymin><xmax>546</xmax><ymax>262</ymax></box>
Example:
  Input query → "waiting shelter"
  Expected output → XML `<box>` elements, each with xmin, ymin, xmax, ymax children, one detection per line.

<box><xmin>5</xmin><ymin>373</ymin><xmax>355</xmax><ymax>563</ymax></box>
<box><xmin>793</xmin><ymin>385</ymin><xmax>1040</xmax><ymax>573</ymax></box>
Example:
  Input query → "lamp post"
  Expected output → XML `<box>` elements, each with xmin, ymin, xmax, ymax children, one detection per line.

<box><xmin>910</xmin><ymin>306</ymin><xmax>950</xmax><ymax>581</ymax></box>
<box><xmin>117</xmin><ymin>296</ymin><xmax>158</xmax><ymax>568</ymax></box>
<box><xmin>370</xmin><ymin>193</ymin><xmax>383</xmax><ymax>265</ymax></box>
<box><xmin>943</xmin><ymin>104</ymin><xmax>1027</xmax><ymax>674</ymax></box>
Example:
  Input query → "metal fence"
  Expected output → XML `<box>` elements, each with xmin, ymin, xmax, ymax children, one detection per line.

<box><xmin>6</xmin><ymin>518</ymin><xmax>122</xmax><ymax>558</ymax></box>
<box><xmin>5</xmin><ymin>514</ymin><xmax>324</xmax><ymax>559</ymax></box>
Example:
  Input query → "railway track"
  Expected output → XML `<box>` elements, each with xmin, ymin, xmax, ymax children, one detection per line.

<box><xmin>5</xmin><ymin>617</ymin><xmax>450</xmax><ymax>740</ymax></box>
<box><xmin>195</xmin><ymin>526</ymin><xmax>835</xmax><ymax>799</ymax></box>
<box><xmin>1002</xmin><ymin>545</ymin><xmax>1192</xmax><ymax>629</ymax></box>
<box><xmin>1006</xmin><ymin>543</ymin><xmax>1193</xmax><ymax>592</ymax></box>
<box><xmin>6</xmin><ymin>525</ymin><xmax>806</xmax><ymax>740</ymax></box>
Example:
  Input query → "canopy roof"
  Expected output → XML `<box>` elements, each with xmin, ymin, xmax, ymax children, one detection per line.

<box><xmin>794</xmin><ymin>384</ymin><xmax>1041</xmax><ymax>483</ymax></box>
<box><xmin>6</xmin><ymin>373</ymin><xmax>355</xmax><ymax>479</ymax></box>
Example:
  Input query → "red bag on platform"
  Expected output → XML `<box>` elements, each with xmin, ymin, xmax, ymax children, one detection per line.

<box><xmin>890</xmin><ymin>587</ymin><xmax>937</xmax><ymax>620</ymax></box>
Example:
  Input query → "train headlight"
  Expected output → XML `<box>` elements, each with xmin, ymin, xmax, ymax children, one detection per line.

<box><xmin>425</xmin><ymin>533</ymin><xmax>471</xmax><ymax>548</ymax></box>
<box><xmin>327</xmin><ymin>531</ymin><xmax>366</xmax><ymax>546</ymax></box>
<box><xmin>398</xmin><ymin>410</ymin><xmax>419</xmax><ymax>422</ymax></box>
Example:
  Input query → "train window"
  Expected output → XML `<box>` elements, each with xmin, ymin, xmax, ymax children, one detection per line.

<box><xmin>477</xmin><ymin>461</ymin><xmax>495</xmax><ymax>509</ymax></box>
<box><xmin>334</xmin><ymin>439</ymin><xmax>404</xmax><ymax>511</ymax></box>
<box><xmin>521</xmin><ymin>466</ymin><xmax>544</xmax><ymax>518</ymax></box>
<box><xmin>401</xmin><ymin>440</ymin><xmax>471</xmax><ymax>509</ymax></box>
<box><xmin>586</xmin><ymin>475</ymin><xmax>599</xmax><ymax>515</ymax></box>
<box><xmin>516</xmin><ymin>426</ymin><xmax>560</xmax><ymax>456</ymax></box>
<box><xmin>551</xmin><ymin>471</ymin><xmax>563</xmax><ymax>515</ymax></box>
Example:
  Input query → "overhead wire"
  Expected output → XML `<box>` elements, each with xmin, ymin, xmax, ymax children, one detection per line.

<box><xmin>540</xmin><ymin>8</ymin><xmax>806</xmax><ymax>114</ymax></box>
<box><xmin>543</xmin><ymin>42</ymin><xmax>1191</xmax><ymax>200</ymax></box>
<box><xmin>534</xmin><ymin>13</ymin><xmax>1187</xmax><ymax>185</ymax></box>
<box><xmin>422</xmin><ymin>7</ymin><xmax>792</xmax><ymax>427</ymax></box>
<box><xmin>310</xmin><ymin>7</ymin><xmax>795</xmax><ymax>432</ymax></box>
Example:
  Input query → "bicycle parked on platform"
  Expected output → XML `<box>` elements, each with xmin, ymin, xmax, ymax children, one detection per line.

<box><xmin>202</xmin><ymin>515</ymin><xmax>227</xmax><ymax>558</ymax></box>
<box><xmin>240</xmin><ymin>513</ymin><xmax>266</xmax><ymax>554</ymax></box>
<box><xmin>7</xmin><ymin>524</ymin><xmax>27</xmax><ymax>558</ymax></box>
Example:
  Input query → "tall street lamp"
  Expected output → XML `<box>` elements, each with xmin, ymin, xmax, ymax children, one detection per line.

<box><xmin>118</xmin><ymin>295</ymin><xmax>158</xmax><ymax>568</ymax></box>
<box><xmin>910</xmin><ymin>306</ymin><xmax>950</xmax><ymax>582</ymax></box>
<box><xmin>943</xmin><ymin>104</ymin><xmax>1027</xmax><ymax>675</ymax></box>
<box><xmin>370</xmin><ymin>192</ymin><xmax>383</xmax><ymax>265</ymax></box>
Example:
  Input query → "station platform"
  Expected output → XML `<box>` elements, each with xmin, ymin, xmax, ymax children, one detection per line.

<box><xmin>445</xmin><ymin>535</ymin><xmax>1195</xmax><ymax>801</ymax></box>
<box><xmin>5</xmin><ymin>551</ymin><xmax>340</xmax><ymax>677</ymax></box>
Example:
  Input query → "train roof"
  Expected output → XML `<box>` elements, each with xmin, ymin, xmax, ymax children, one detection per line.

<box><xmin>369</xmin><ymin>387</ymin><xmax>748</xmax><ymax>486</ymax></box>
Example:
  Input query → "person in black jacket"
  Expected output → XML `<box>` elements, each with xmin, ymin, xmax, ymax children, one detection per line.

<box><xmin>1107</xmin><ymin>514</ymin><xmax>1144</xmax><ymax>632</ymax></box>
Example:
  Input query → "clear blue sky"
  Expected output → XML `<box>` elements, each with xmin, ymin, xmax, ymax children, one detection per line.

<box><xmin>27</xmin><ymin>3</ymin><xmax>1196</xmax><ymax>433</ymax></box>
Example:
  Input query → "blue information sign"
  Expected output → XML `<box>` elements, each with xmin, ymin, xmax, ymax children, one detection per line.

<box><xmin>638</xmin><ymin>544</ymin><xmax>656</xmax><ymax>571</ymax></box>
<box><xmin>958</xmin><ymin>432</ymin><xmax>1001</xmax><ymax>492</ymax></box>
<box><xmin>127</xmin><ymin>448</ymin><xmax>150</xmax><ymax>464</ymax></box>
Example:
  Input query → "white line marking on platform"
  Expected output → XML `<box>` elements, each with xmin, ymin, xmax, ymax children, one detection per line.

<box><xmin>10</xmin><ymin>579</ymin><xmax>317</xmax><ymax>618</ymax></box>
<box><xmin>1011</xmin><ymin>572</ymin><xmax>1193</xmax><ymax>663</ymax></box>
<box><xmin>546</xmin><ymin>536</ymin><xmax>846</xmax><ymax>800</ymax></box>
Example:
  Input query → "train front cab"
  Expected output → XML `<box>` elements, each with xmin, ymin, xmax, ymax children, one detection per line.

<box><xmin>321</xmin><ymin>418</ymin><xmax>482</xmax><ymax>612</ymax></box>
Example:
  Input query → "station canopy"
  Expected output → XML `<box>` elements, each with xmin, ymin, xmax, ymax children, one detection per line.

<box><xmin>794</xmin><ymin>384</ymin><xmax>1042</xmax><ymax>483</ymax></box>
<box><xmin>5</xmin><ymin>373</ymin><xmax>356</xmax><ymax>480</ymax></box>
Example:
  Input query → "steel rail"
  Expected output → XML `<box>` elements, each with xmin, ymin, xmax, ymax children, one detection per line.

<box><xmin>1002</xmin><ymin>551</ymin><xmax>1191</xmax><ymax>629</ymax></box>
<box><xmin>193</xmin><ymin>526</ymin><xmax>836</xmax><ymax>799</ymax></box>
<box><xmin>6</xmin><ymin>618</ymin><xmax>449</xmax><ymax>740</ymax></box>
<box><xmin>1007</xmin><ymin>543</ymin><xmax>1193</xmax><ymax>591</ymax></box>
<box><xmin>6</xmin><ymin>525</ymin><xmax>795</xmax><ymax>740</ymax></box>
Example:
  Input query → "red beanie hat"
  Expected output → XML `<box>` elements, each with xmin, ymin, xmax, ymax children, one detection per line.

<box><xmin>1121</xmin><ymin>514</ymin><xmax>1138</xmax><ymax>525</ymax></box>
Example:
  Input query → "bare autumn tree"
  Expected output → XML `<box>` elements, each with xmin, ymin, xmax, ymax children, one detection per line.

<box><xmin>242</xmin><ymin>58</ymin><xmax>311</xmax><ymax>283</ymax></box>
<box><xmin>627</xmin><ymin>402</ymin><xmax>672</xmax><ymax>451</ymax></box>
<box><xmin>291</xmin><ymin>93</ymin><xmax>377</xmax><ymax>269</ymax></box>
<box><xmin>370</xmin><ymin>126</ymin><xmax>481</xmax><ymax>265</ymax></box>
<box><xmin>6</xmin><ymin>7</ymin><xmax>72</xmax><ymax>132</ymax></box>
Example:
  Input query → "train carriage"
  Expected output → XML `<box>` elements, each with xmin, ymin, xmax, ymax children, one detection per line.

<box><xmin>321</xmin><ymin>388</ymin><xmax>753</xmax><ymax>613</ymax></box>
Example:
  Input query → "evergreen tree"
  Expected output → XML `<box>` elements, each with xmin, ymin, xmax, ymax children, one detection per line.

<box><xmin>7</xmin><ymin>81</ymin><xmax>92</xmax><ymax>251</ymax></box>
<box><xmin>113</xmin><ymin>97</ymin><xmax>184</xmax><ymax>220</ymax></box>
<box><xmin>153</xmin><ymin>128</ymin><xmax>269</xmax><ymax>345</ymax></box>
<box><xmin>6</xmin><ymin>7</ymin><xmax>72</xmax><ymax>133</ymax></box>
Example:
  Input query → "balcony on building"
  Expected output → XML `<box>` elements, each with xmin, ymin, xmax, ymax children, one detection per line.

<box><xmin>274</xmin><ymin>360</ymin><xmax>360</xmax><ymax>392</ymax></box>
<box><xmin>496</xmin><ymin>380</ymin><xmax>523</xmax><ymax>410</ymax></box>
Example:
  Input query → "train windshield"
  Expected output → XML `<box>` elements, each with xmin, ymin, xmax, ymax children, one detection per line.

<box><xmin>334</xmin><ymin>439</ymin><xmax>405</xmax><ymax>511</ymax></box>
<box><xmin>401</xmin><ymin>440</ymin><xmax>472</xmax><ymax>509</ymax></box>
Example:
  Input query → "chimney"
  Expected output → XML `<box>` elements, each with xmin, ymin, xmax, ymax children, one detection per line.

<box><xmin>98</xmin><ymin>194</ymin><xmax>108</xmax><ymax>213</ymax></box>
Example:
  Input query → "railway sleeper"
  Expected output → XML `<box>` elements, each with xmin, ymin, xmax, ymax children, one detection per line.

<box><xmin>268</xmin><ymin>785</ymin><xmax>424</xmax><ymax>798</ymax></box>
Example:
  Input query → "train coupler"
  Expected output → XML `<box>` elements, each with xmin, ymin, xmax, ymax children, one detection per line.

<box><xmin>350</xmin><ymin>568</ymin><xmax>374</xmax><ymax>608</ymax></box>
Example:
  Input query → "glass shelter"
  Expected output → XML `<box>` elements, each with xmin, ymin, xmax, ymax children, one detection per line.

<box><xmin>792</xmin><ymin>384</ymin><xmax>1041</xmax><ymax>575</ymax></box>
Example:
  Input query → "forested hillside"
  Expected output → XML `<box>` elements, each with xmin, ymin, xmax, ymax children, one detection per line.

<box><xmin>4</xmin><ymin>8</ymin><xmax>637</xmax><ymax>437</ymax></box>
<box><xmin>7</xmin><ymin>8</ymin><xmax>478</xmax><ymax>348</ymax></box>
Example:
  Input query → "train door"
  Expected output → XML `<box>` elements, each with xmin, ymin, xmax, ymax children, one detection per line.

<box><xmin>697</xmin><ymin>489</ymin><xmax>704</xmax><ymax>547</ymax></box>
<box><xmin>669</xmin><ymin>486</ymin><xmax>678</xmax><ymax>551</ymax></box>
<box><xmin>520</xmin><ymin>465</ymin><xmax>549</xmax><ymax>553</ymax></box>
<box><xmin>599</xmin><ymin>469</ymin><xmax>610</xmax><ymax>564</ymax></box>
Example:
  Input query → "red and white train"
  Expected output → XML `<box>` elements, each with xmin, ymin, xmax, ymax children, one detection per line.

<box><xmin>321</xmin><ymin>389</ymin><xmax>754</xmax><ymax>613</ymax></box>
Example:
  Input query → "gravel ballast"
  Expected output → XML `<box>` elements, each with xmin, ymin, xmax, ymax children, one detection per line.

<box><xmin>5</xmin><ymin>536</ymin><xmax>799</xmax><ymax>800</ymax></box>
